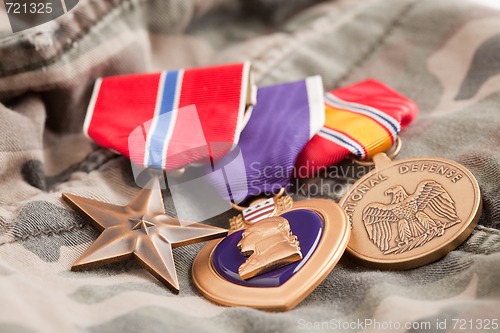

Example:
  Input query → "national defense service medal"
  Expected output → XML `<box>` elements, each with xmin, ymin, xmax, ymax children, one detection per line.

<box><xmin>339</xmin><ymin>152</ymin><xmax>482</xmax><ymax>269</ymax></box>
<box><xmin>192</xmin><ymin>193</ymin><xmax>350</xmax><ymax>311</ymax></box>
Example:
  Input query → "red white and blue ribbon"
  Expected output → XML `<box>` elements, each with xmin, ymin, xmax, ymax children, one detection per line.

<box><xmin>84</xmin><ymin>63</ymin><xmax>254</xmax><ymax>171</ymax></box>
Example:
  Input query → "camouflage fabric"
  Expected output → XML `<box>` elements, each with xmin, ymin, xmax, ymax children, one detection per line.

<box><xmin>1</xmin><ymin>0</ymin><xmax>500</xmax><ymax>332</ymax></box>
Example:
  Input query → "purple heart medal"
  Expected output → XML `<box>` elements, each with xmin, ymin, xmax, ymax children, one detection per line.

<box><xmin>192</xmin><ymin>77</ymin><xmax>351</xmax><ymax>311</ymax></box>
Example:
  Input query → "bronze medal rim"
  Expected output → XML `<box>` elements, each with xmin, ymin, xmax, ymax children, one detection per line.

<box><xmin>339</xmin><ymin>156</ymin><xmax>482</xmax><ymax>269</ymax></box>
<box><xmin>192</xmin><ymin>199</ymin><xmax>350</xmax><ymax>311</ymax></box>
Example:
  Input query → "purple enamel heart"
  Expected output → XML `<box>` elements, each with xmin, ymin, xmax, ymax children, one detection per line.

<box><xmin>212</xmin><ymin>209</ymin><xmax>324</xmax><ymax>287</ymax></box>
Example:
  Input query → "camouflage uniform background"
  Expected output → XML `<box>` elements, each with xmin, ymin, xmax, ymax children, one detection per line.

<box><xmin>0</xmin><ymin>0</ymin><xmax>499</xmax><ymax>332</ymax></box>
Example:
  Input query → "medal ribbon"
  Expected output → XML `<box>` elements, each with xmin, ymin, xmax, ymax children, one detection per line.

<box><xmin>83</xmin><ymin>62</ymin><xmax>417</xmax><ymax>202</ymax></box>
<box><xmin>296</xmin><ymin>79</ymin><xmax>418</xmax><ymax>176</ymax></box>
<box><xmin>207</xmin><ymin>79</ymin><xmax>417</xmax><ymax>202</ymax></box>
<box><xmin>84</xmin><ymin>63</ymin><xmax>254</xmax><ymax>171</ymax></box>
<box><xmin>206</xmin><ymin>76</ymin><xmax>325</xmax><ymax>201</ymax></box>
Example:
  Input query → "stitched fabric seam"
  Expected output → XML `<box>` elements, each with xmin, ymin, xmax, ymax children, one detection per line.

<box><xmin>0</xmin><ymin>223</ymin><xmax>87</xmax><ymax>247</ymax></box>
<box><xmin>0</xmin><ymin>223</ymin><xmax>498</xmax><ymax>253</ymax></box>
<box><xmin>255</xmin><ymin>0</ymin><xmax>417</xmax><ymax>86</ymax></box>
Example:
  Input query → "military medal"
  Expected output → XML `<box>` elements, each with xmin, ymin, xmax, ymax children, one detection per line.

<box><xmin>62</xmin><ymin>177</ymin><xmax>227</xmax><ymax>292</ymax></box>
<box><xmin>64</xmin><ymin>63</ymin><xmax>254</xmax><ymax>291</ymax></box>
<box><xmin>190</xmin><ymin>79</ymin><xmax>414</xmax><ymax>311</ymax></box>
<box><xmin>339</xmin><ymin>147</ymin><xmax>482</xmax><ymax>269</ymax></box>
<box><xmin>192</xmin><ymin>194</ymin><xmax>350</xmax><ymax>311</ymax></box>
<box><xmin>191</xmin><ymin>76</ymin><xmax>343</xmax><ymax>311</ymax></box>
<box><xmin>71</xmin><ymin>59</ymin><xmax>463</xmax><ymax>312</ymax></box>
<box><xmin>295</xmin><ymin>79</ymin><xmax>480</xmax><ymax>268</ymax></box>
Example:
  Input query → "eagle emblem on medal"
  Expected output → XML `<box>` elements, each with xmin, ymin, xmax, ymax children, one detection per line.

<box><xmin>363</xmin><ymin>180</ymin><xmax>461</xmax><ymax>254</ymax></box>
<box><xmin>340</xmin><ymin>154</ymin><xmax>482</xmax><ymax>269</ymax></box>
<box><xmin>192</xmin><ymin>191</ymin><xmax>350</xmax><ymax>311</ymax></box>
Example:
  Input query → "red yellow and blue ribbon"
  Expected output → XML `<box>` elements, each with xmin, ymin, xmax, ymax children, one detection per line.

<box><xmin>296</xmin><ymin>79</ymin><xmax>418</xmax><ymax>175</ymax></box>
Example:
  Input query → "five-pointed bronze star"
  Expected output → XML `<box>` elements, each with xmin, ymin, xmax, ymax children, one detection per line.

<box><xmin>62</xmin><ymin>177</ymin><xmax>227</xmax><ymax>293</ymax></box>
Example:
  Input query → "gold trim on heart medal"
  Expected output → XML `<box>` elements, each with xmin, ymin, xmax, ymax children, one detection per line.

<box><xmin>192</xmin><ymin>193</ymin><xmax>350</xmax><ymax>311</ymax></box>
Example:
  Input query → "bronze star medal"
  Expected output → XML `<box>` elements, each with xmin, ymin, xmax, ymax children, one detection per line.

<box><xmin>62</xmin><ymin>177</ymin><xmax>227</xmax><ymax>292</ymax></box>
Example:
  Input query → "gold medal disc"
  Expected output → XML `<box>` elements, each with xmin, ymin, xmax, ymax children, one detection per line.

<box><xmin>340</xmin><ymin>153</ymin><xmax>482</xmax><ymax>269</ymax></box>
